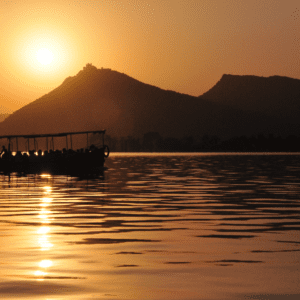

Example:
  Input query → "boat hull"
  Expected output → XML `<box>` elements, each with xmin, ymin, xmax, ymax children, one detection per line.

<box><xmin>0</xmin><ymin>150</ymin><xmax>105</xmax><ymax>176</ymax></box>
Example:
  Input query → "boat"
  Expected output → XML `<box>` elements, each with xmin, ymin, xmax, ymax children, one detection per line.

<box><xmin>0</xmin><ymin>130</ymin><xmax>109</xmax><ymax>175</ymax></box>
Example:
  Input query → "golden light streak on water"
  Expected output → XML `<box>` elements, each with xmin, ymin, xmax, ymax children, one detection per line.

<box><xmin>42</xmin><ymin>197</ymin><xmax>52</xmax><ymax>202</ymax></box>
<box><xmin>40</xmin><ymin>197</ymin><xmax>52</xmax><ymax>207</ymax></box>
<box><xmin>39</xmin><ymin>259</ymin><xmax>53</xmax><ymax>268</ymax></box>
<box><xmin>38</xmin><ymin>209</ymin><xmax>51</xmax><ymax>223</ymax></box>
<box><xmin>43</xmin><ymin>186</ymin><xmax>52</xmax><ymax>194</ymax></box>
<box><xmin>40</xmin><ymin>174</ymin><xmax>52</xmax><ymax>178</ymax></box>
<box><xmin>37</xmin><ymin>226</ymin><xmax>50</xmax><ymax>234</ymax></box>
<box><xmin>34</xmin><ymin>270</ymin><xmax>47</xmax><ymax>281</ymax></box>
<box><xmin>37</xmin><ymin>194</ymin><xmax>53</xmax><ymax>249</ymax></box>
<box><xmin>33</xmin><ymin>185</ymin><xmax>55</xmax><ymax>282</ymax></box>
<box><xmin>38</xmin><ymin>236</ymin><xmax>53</xmax><ymax>251</ymax></box>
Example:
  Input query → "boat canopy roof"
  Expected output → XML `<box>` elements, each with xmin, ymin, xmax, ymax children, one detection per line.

<box><xmin>0</xmin><ymin>130</ymin><xmax>106</xmax><ymax>140</ymax></box>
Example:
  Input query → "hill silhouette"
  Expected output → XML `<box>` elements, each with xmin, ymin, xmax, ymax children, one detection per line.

<box><xmin>0</xmin><ymin>114</ymin><xmax>10</xmax><ymax>123</ymax></box>
<box><xmin>199</xmin><ymin>74</ymin><xmax>300</xmax><ymax>124</ymax></box>
<box><xmin>0</xmin><ymin>65</ymin><xmax>298</xmax><ymax>142</ymax></box>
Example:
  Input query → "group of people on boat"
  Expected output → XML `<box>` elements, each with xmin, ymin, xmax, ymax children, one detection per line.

<box><xmin>0</xmin><ymin>144</ymin><xmax>109</xmax><ymax>174</ymax></box>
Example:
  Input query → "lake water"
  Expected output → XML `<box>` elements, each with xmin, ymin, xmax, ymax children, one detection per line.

<box><xmin>0</xmin><ymin>153</ymin><xmax>300</xmax><ymax>300</ymax></box>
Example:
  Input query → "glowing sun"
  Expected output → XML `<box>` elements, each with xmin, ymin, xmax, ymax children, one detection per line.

<box><xmin>36</xmin><ymin>48</ymin><xmax>54</xmax><ymax>65</ymax></box>
<box><xmin>14</xmin><ymin>30</ymin><xmax>73</xmax><ymax>77</ymax></box>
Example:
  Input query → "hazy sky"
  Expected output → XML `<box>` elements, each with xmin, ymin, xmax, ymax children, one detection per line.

<box><xmin>1</xmin><ymin>0</ymin><xmax>299</xmax><ymax>113</ymax></box>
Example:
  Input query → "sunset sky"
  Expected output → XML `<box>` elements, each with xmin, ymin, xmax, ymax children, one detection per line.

<box><xmin>1</xmin><ymin>0</ymin><xmax>299</xmax><ymax>113</ymax></box>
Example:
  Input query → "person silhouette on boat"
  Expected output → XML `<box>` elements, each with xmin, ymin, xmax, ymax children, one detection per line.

<box><xmin>0</xmin><ymin>146</ymin><xmax>8</xmax><ymax>159</ymax></box>
<box><xmin>0</xmin><ymin>146</ymin><xmax>10</xmax><ymax>160</ymax></box>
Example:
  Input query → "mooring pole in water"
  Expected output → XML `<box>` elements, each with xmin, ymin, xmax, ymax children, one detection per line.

<box><xmin>70</xmin><ymin>134</ymin><xmax>73</xmax><ymax>150</ymax></box>
<box><xmin>66</xmin><ymin>135</ymin><xmax>68</xmax><ymax>150</ymax></box>
<box><xmin>52</xmin><ymin>137</ymin><xmax>54</xmax><ymax>151</ymax></box>
<box><xmin>27</xmin><ymin>138</ymin><xmax>29</xmax><ymax>153</ymax></box>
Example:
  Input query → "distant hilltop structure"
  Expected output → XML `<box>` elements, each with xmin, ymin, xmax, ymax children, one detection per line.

<box><xmin>83</xmin><ymin>63</ymin><xmax>111</xmax><ymax>72</ymax></box>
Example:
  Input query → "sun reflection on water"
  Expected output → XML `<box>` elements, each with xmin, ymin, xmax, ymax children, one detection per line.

<box><xmin>34</xmin><ymin>270</ymin><xmax>47</xmax><ymax>281</ymax></box>
<box><xmin>35</xmin><ymin>184</ymin><xmax>54</xmax><ymax>281</ymax></box>
<box><xmin>38</xmin><ymin>210</ymin><xmax>51</xmax><ymax>223</ymax></box>
<box><xmin>38</xmin><ymin>235</ymin><xmax>53</xmax><ymax>251</ymax></box>
<box><xmin>40</xmin><ymin>197</ymin><xmax>52</xmax><ymax>207</ymax></box>
<box><xmin>39</xmin><ymin>259</ymin><xmax>53</xmax><ymax>268</ymax></box>
<box><xmin>43</xmin><ymin>186</ymin><xmax>52</xmax><ymax>194</ymax></box>
<box><xmin>37</xmin><ymin>226</ymin><xmax>50</xmax><ymax>234</ymax></box>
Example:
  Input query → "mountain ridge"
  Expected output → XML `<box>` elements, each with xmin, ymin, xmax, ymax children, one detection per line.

<box><xmin>0</xmin><ymin>65</ymin><xmax>299</xmax><ymax>141</ymax></box>
<box><xmin>199</xmin><ymin>73</ymin><xmax>300</xmax><ymax>123</ymax></box>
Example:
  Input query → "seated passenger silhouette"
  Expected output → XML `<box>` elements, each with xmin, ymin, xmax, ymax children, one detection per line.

<box><xmin>0</xmin><ymin>146</ymin><xmax>8</xmax><ymax>159</ymax></box>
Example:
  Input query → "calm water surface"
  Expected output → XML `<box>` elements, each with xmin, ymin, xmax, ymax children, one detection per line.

<box><xmin>0</xmin><ymin>153</ymin><xmax>300</xmax><ymax>300</ymax></box>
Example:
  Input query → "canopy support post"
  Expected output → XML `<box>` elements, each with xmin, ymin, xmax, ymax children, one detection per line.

<box><xmin>66</xmin><ymin>135</ymin><xmax>68</xmax><ymax>150</ymax></box>
<box><xmin>8</xmin><ymin>137</ymin><xmax>11</xmax><ymax>153</ymax></box>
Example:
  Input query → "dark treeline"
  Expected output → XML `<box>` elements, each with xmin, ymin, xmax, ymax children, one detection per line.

<box><xmin>106</xmin><ymin>132</ymin><xmax>300</xmax><ymax>152</ymax></box>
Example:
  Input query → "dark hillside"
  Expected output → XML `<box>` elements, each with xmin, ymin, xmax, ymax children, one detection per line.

<box><xmin>200</xmin><ymin>74</ymin><xmax>300</xmax><ymax>124</ymax></box>
<box><xmin>0</xmin><ymin>65</ymin><xmax>297</xmax><ymax>141</ymax></box>
<box><xmin>0</xmin><ymin>114</ymin><xmax>10</xmax><ymax>123</ymax></box>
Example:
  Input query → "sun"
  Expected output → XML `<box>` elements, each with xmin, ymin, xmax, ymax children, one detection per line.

<box><xmin>9</xmin><ymin>22</ymin><xmax>82</xmax><ymax>84</ymax></box>
<box><xmin>13</xmin><ymin>29</ymin><xmax>75</xmax><ymax>78</ymax></box>
<box><xmin>36</xmin><ymin>48</ymin><xmax>54</xmax><ymax>65</ymax></box>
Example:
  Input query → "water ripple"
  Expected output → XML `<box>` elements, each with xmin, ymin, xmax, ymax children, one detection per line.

<box><xmin>0</xmin><ymin>153</ymin><xmax>300</xmax><ymax>299</ymax></box>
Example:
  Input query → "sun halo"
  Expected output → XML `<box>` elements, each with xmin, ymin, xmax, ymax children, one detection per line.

<box><xmin>15</xmin><ymin>32</ymin><xmax>73</xmax><ymax>78</ymax></box>
<box><xmin>9</xmin><ymin>23</ymin><xmax>82</xmax><ymax>85</ymax></box>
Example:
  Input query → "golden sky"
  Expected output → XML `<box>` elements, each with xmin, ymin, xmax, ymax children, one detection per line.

<box><xmin>0</xmin><ymin>0</ymin><xmax>299</xmax><ymax>113</ymax></box>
